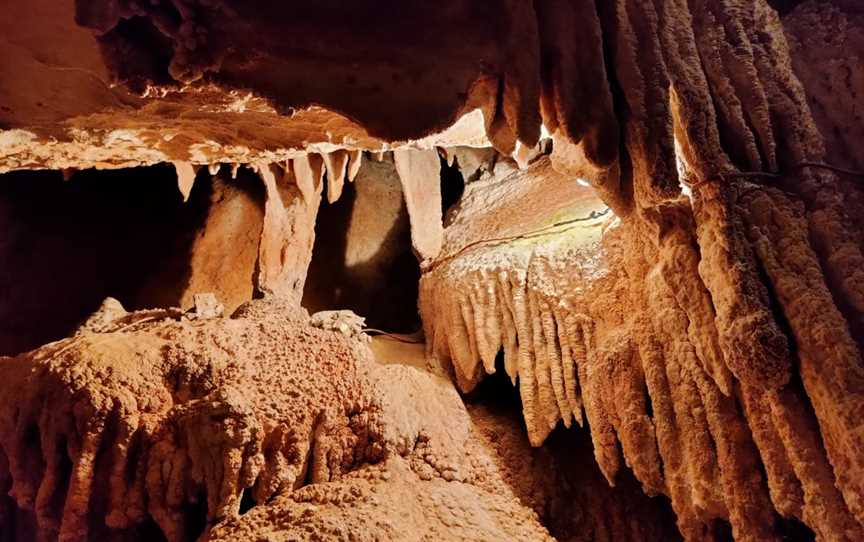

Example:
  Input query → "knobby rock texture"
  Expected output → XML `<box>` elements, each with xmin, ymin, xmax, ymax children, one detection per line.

<box><xmin>0</xmin><ymin>0</ymin><xmax>863</xmax><ymax>541</ymax></box>
<box><xmin>419</xmin><ymin>2</ymin><xmax>864</xmax><ymax>540</ymax></box>
<box><xmin>0</xmin><ymin>299</ymin><xmax>568</xmax><ymax>541</ymax></box>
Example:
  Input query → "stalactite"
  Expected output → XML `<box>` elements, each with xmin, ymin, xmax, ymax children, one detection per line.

<box><xmin>747</xmin><ymin>0</ymin><xmax>864</xmax><ymax>349</ymax></box>
<box><xmin>639</xmin><ymin>240</ymin><xmax>733</xmax><ymax>531</ymax></box>
<box><xmin>704</xmin><ymin>0</ymin><xmax>778</xmax><ymax>171</ymax></box>
<box><xmin>690</xmin><ymin>181</ymin><xmax>791</xmax><ymax>391</ymax></box>
<box><xmin>767</xmin><ymin>388</ymin><xmax>864</xmax><ymax>541</ymax></box>
<box><xmin>631</xmin><ymin>316</ymin><xmax>708</xmax><ymax>540</ymax></box>
<box><xmin>741</xmin><ymin>187</ymin><xmax>864</xmax><ymax>526</ymax></box>
<box><xmin>651</xmin><ymin>204</ymin><xmax>735</xmax><ymax>395</ymax></box>
<box><xmin>596</xmin><ymin>0</ymin><xmax>679</xmax><ymax>207</ymax></box>
<box><xmin>688</xmin><ymin>0</ymin><xmax>764</xmax><ymax>171</ymax></box>
<box><xmin>322</xmin><ymin>150</ymin><xmax>349</xmax><ymax>204</ymax></box>
<box><xmin>255</xmin><ymin>157</ymin><xmax>323</xmax><ymax>299</ymax></box>
<box><xmin>497</xmin><ymin>0</ymin><xmax>542</xmax><ymax>149</ymax></box>
<box><xmin>420</xmin><ymin>150</ymin><xmax>864</xmax><ymax>539</ymax></box>
<box><xmin>654</xmin><ymin>0</ymin><xmax>723</xmax><ymax>179</ymax></box>
<box><xmin>173</xmin><ymin>161</ymin><xmax>198</xmax><ymax>202</ymax></box>
<box><xmin>534</xmin><ymin>0</ymin><xmax>619</xmax><ymax>169</ymax></box>
<box><xmin>738</xmin><ymin>384</ymin><xmax>803</xmax><ymax>520</ymax></box>
<box><xmin>346</xmin><ymin>150</ymin><xmax>363</xmax><ymax>183</ymax></box>
<box><xmin>393</xmin><ymin>149</ymin><xmax>443</xmax><ymax>262</ymax></box>
<box><xmin>3</xmin><ymin>0</ymin><xmax>864</xmax><ymax>540</ymax></box>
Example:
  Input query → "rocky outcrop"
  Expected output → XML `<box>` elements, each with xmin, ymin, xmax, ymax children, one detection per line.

<box><xmin>0</xmin><ymin>297</ymin><xmax>573</xmax><ymax>541</ymax></box>
<box><xmin>204</xmin><ymin>459</ymin><xmax>552</xmax><ymax>542</ymax></box>
<box><xmin>420</xmin><ymin>152</ymin><xmax>864</xmax><ymax>540</ymax></box>
<box><xmin>0</xmin><ymin>298</ymin><xmax>383</xmax><ymax>541</ymax></box>
<box><xmin>2</xmin><ymin>0</ymin><xmax>864</xmax><ymax>540</ymax></box>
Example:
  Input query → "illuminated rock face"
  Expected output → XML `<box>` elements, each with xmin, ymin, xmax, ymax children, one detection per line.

<box><xmin>421</xmin><ymin>156</ymin><xmax>864</xmax><ymax>541</ymax></box>
<box><xmin>2</xmin><ymin>0</ymin><xmax>864</xmax><ymax>541</ymax></box>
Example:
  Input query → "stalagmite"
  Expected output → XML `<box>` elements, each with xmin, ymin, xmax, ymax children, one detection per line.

<box><xmin>393</xmin><ymin>149</ymin><xmax>443</xmax><ymax>262</ymax></box>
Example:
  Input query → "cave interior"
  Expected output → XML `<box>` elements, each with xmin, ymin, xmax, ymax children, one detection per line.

<box><xmin>1</xmin><ymin>0</ymin><xmax>864</xmax><ymax>541</ymax></box>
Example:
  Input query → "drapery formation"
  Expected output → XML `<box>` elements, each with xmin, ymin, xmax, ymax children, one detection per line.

<box><xmin>1</xmin><ymin>0</ymin><xmax>863</xmax><ymax>540</ymax></box>
<box><xmin>421</xmin><ymin>2</ymin><xmax>864</xmax><ymax>540</ymax></box>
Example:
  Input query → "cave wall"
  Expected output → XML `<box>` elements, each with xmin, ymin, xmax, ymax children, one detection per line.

<box><xmin>0</xmin><ymin>166</ymin><xmax>202</xmax><ymax>355</ymax></box>
<box><xmin>1</xmin><ymin>0</ymin><xmax>864</xmax><ymax>541</ymax></box>
<box><xmin>0</xmin><ymin>166</ymin><xmax>264</xmax><ymax>356</ymax></box>
<box><xmin>303</xmin><ymin>155</ymin><xmax>421</xmax><ymax>332</ymax></box>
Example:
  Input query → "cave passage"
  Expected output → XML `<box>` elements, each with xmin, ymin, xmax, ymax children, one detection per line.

<box><xmin>303</xmin><ymin>154</ymin><xmax>421</xmax><ymax>333</ymax></box>
<box><xmin>0</xmin><ymin>165</ymin><xmax>214</xmax><ymax>355</ymax></box>
<box><xmin>2</xmin><ymin>0</ymin><xmax>864</xmax><ymax>539</ymax></box>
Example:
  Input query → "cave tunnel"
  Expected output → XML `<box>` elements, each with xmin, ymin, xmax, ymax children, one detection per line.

<box><xmin>1</xmin><ymin>0</ymin><xmax>864</xmax><ymax>541</ymax></box>
<box><xmin>302</xmin><ymin>155</ymin><xmax>422</xmax><ymax>333</ymax></box>
<box><xmin>0</xmin><ymin>166</ymin><xmax>211</xmax><ymax>355</ymax></box>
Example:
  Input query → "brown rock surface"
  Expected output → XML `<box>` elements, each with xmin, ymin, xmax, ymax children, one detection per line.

<box><xmin>420</xmin><ymin>150</ymin><xmax>864</xmax><ymax>539</ymax></box>
<box><xmin>0</xmin><ymin>299</ymin><xmax>564</xmax><ymax>541</ymax></box>
<box><xmin>0</xmin><ymin>299</ymin><xmax>383</xmax><ymax>541</ymax></box>
<box><xmin>2</xmin><ymin>0</ymin><xmax>864</xmax><ymax>540</ymax></box>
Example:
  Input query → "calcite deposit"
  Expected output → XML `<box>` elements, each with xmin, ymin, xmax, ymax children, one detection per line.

<box><xmin>2</xmin><ymin>0</ymin><xmax>864</xmax><ymax>540</ymax></box>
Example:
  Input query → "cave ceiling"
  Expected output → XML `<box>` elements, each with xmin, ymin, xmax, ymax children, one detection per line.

<box><xmin>1</xmin><ymin>1</ymin><xmax>864</xmax><ymax>541</ymax></box>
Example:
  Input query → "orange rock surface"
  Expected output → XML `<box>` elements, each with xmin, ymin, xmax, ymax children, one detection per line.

<box><xmin>1</xmin><ymin>0</ymin><xmax>864</xmax><ymax>540</ymax></box>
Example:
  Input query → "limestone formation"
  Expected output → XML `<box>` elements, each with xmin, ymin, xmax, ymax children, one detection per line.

<box><xmin>393</xmin><ymin>149</ymin><xmax>444</xmax><ymax>263</ymax></box>
<box><xmin>0</xmin><ymin>299</ymin><xmax>381</xmax><ymax>541</ymax></box>
<box><xmin>2</xmin><ymin>0</ymin><xmax>864</xmax><ymax>541</ymax></box>
<box><xmin>421</xmin><ymin>148</ymin><xmax>864</xmax><ymax>539</ymax></box>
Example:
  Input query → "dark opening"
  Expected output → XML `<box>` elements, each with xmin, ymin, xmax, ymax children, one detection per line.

<box><xmin>132</xmin><ymin>519</ymin><xmax>169</xmax><ymax>542</ymax></box>
<box><xmin>710</xmin><ymin>519</ymin><xmax>734</xmax><ymax>542</ymax></box>
<box><xmin>776</xmin><ymin>516</ymin><xmax>816</xmax><ymax>542</ymax></box>
<box><xmin>464</xmin><ymin>350</ymin><xmax>683</xmax><ymax>541</ymax></box>
<box><xmin>463</xmin><ymin>350</ymin><xmax>522</xmax><ymax>414</ymax></box>
<box><xmin>767</xmin><ymin>0</ymin><xmax>806</xmax><ymax>17</ymax></box>
<box><xmin>21</xmin><ymin>425</ymin><xmax>45</xmax><ymax>487</ymax></box>
<box><xmin>47</xmin><ymin>435</ymin><xmax>73</xmax><ymax>521</ymax></box>
<box><xmin>440</xmin><ymin>155</ymin><xmax>466</xmax><ymax>224</ymax></box>
<box><xmin>97</xmin><ymin>16</ymin><xmax>176</xmax><ymax>93</ymax></box>
<box><xmin>239</xmin><ymin>487</ymin><xmax>257</xmax><ymax>515</ymax></box>
<box><xmin>181</xmin><ymin>489</ymin><xmax>208</xmax><ymax>541</ymax></box>
<box><xmin>643</xmin><ymin>383</ymin><xmax>655</xmax><ymax>418</ymax></box>
<box><xmin>546</xmin><ymin>422</ymin><xmax>682</xmax><ymax>541</ymax></box>
<box><xmin>0</xmin><ymin>166</ymin><xmax>211</xmax><ymax>355</ymax></box>
<box><xmin>303</xmin><ymin>156</ymin><xmax>421</xmax><ymax>332</ymax></box>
